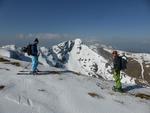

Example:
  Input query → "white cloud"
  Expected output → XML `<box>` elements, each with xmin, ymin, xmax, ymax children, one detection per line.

<box><xmin>16</xmin><ymin>34</ymin><xmax>25</xmax><ymax>39</ymax></box>
<box><xmin>35</xmin><ymin>33</ymin><xmax>63</xmax><ymax>40</ymax></box>
<box><xmin>16</xmin><ymin>33</ymin><xmax>64</xmax><ymax>40</ymax></box>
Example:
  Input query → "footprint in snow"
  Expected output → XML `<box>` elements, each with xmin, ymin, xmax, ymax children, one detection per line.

<box><xmin>18</xmin><ymin>95</ymin><xmax>33</xmax><ymax>107</ymax></box>
<box><xmin>88</xmin><ymin>92</ymin><xmax>104</xmax><ymax>99</ymax></box>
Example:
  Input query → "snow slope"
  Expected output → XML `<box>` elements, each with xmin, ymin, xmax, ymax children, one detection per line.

<box><xmin>0</xmin><ymin>57</ymin><xmax>150</xmax><ymax>113</ymax></box>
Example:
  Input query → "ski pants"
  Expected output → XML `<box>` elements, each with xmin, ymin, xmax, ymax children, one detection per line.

<box><xmin>32</xmin><ymin>56</ymin><xmax>38</xmax><ymax>72</ymax></box>
<box><xmin>113</xmin><ymin>69</ymin><xmax>122</xmax><ymax>89</ymax></box>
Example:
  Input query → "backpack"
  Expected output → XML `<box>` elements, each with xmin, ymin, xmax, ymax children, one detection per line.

<box><xmin>26</xmin><ymin>44</ymin><xmax>33</xmax><ymax>56</ymax></box>
<box><xmin>120</xmin><ymin>56</ymin><xmax>127</xmax><ymax>70</ymax></box>
<box><xmin>21</xmin><ymin>47</ymin><xmax>28</xmax><ymax>53</ymax></box>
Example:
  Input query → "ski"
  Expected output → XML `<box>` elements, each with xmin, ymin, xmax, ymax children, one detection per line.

<box><xmin>17</xmin><ymin>72</ymin><xmax>51</xmax><ymax>75</ymax></box>
<box><xmin>19</xmin><ymin>70</ymin><xmax>42</xmax><ymax>72</ymax></box>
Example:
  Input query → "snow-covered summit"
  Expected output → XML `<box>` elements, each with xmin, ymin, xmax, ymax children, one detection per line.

<box><xmin>1</xmin><ymin>39</ymin><xmax>150</xmax><ymax>85</ymax></box>
<box><xmin>0</xmin><ymin>45</ymin><xmax>31</xmax><ymax>62</ymax></box>
<box><xmin>38</xmin><ymin>39</ymin><xmax>135</xmax><ymax>84</ymax></box>
<box><xmin>1</xmin><ymin>45</ymin><xmax>17</xmax><ymax>51</ymax></box>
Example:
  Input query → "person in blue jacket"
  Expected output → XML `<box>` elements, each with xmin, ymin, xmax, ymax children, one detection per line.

<box><xmin>31</xmin><ymin>38</ymin><xmax>39</xmax><ymax>74</ymax></box>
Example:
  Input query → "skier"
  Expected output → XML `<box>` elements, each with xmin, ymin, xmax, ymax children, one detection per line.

<box><xmin>31</xmin><ymin>38</ymin><xmax>39</xmax><ymax>74</ymax></box>
<box><xmin>112</xmin><ymin>51</ymin><xmax>123</xmax><ymax>92</ymax></box>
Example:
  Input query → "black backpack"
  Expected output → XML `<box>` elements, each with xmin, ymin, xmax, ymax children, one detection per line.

<box><xmin>21</xmin><ymin>44</ymin><xmax>32</xmax><ymax>56</ymax></box>
<box><xmin>26</xmin><ymin>44</ymin><xmax>33</xmax><ymax>56</ymax></box>
<box><xmin>120</xmin><ymin>56</ymin><xmax>127</xmax><ymax>70</ymax></box>
<box><xmin>21</xmin><ymin>47</ymin><xmax>27</xmax><ymax>53</ymax></box>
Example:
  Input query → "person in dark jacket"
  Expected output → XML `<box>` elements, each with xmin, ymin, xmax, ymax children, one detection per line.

<box><xmin>112</xmin><ymin>51</ymin><xmax>123</xmax><ymax>92</ymax></box>
<box><xmin>31</xmin><ymin>38</ymin><xmax>39</xmax><ymax>74</ymax></box>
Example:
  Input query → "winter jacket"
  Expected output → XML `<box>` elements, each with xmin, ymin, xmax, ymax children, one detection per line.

<box><xmin>113</xmin><ymin>56</ymin><xmax>122</xmax><ymax>71</ymax></box>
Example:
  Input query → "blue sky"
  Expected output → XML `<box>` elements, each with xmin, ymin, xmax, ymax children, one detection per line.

<box><xmin>0</xmin><ymin>0</ymin><xmax>150</xmax><ymax>52</ymax></box>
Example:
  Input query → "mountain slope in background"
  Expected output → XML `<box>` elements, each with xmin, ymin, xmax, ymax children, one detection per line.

<box><xmin>90</xmin><ymin>43</ymin><xmax>150</xmax><ymax>85</ymax></box>
<box><xmin>37</xmin><ymin>39</ymin><xmax>135</xmax><ymax>84</ymax></box>
<box><xmin>0</xmin><ymin>38</ymin><xmax>150</xmax><ymax>85</ymax></box>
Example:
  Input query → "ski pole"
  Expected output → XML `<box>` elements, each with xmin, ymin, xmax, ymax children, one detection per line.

<box><xmin>21</xmin><ymin>62</ymin><xmax>31</xmax><ymax>72</ymax></box>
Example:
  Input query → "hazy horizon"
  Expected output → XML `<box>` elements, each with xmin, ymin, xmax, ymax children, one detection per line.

<box><xmin>0</xmin><ymin>33</ymin><xmax>150</xmax><ymax>53</ymax></box>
